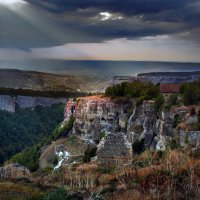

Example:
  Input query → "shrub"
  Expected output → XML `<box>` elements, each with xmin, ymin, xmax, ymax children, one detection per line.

<box><xmin>180</xmin><ymin>80</ymin><xmax>200</xmax><ymax>105</ymax></box>
<box><xmin>99</xmin><ymin>132</ymin><xmax>106</xmax><ymax>141</ymax></box>
<box><xmin>168</xmin><ymin>93</ymin><xmax>178</xmax><ymax>105</ymax></box>
<box><xmin>43</xmin><ymin>188</ymin><xmax>68</xmax><ymax>200</ymax></box>
<box><xmin>96</xmin><ymin>166</ymin><xmax>116</xmax><ymax>174</ymax></box>
<box><xmin>132</xmin><ymin>139</ymin><xmax>145</xmax><ymax>154</ymax></box>
<box><xmin>53</xmin><ymin>116</ymin><xmax>75</xmax><ymax>140</ymax></box>
<box><xmin>198</xmin><ymin>110</ymin><xmax>200</xmax><ymax>130</ymax></box>
<box><xmin>83</xmin><ymin>146</ymin><xmax>97</xmax><ymax>163</ymax></box>
<box><xmin>173</xmin><ymin>114</ymin><xmax>181</xmax><ymax>128</ymax></box>
<box><xmin>169</xmin><ymin>139</ymin><xmax>179</xmax><ymax>150</ymax></box>
<box><xmin>136</xmin><ymin>96</ymin><xmax>146</xmax><ymax>106</ymax></box>
<box><xmin>154</xmin><ymin>94</ymin><xmax>164</xmax><ymax>113</ymax></box>
<box><xmin>10</xmin><ymin>144</ymin><xmax>41</xmax><ymax>171</ymax></box>
<box><xmin>105</xmin><ymin>81</ymin><xmax>160</xmax><ymax>100</ymax></box>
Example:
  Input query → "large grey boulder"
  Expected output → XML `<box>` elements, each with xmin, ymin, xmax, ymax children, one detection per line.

<box><xmin>96</xmin><ymin>133</ymin><xmax>133</xmax><ymax>166</ymax></box>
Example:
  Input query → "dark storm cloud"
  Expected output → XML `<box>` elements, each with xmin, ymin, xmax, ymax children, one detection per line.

<box><xmin>24</xmin><ymin>0</ymin><xmax>190</xmax><ymax>15</ymax></box>
<box><xmin>1</xmin><ymin>0</ymin><xmax>200</xmax><ymax>49</ymax></box>
<box><xmin>24</xmin><ymin>0</ymin><xmax>200</xmax><ymax>40</ymax></box>
<box><xmin>24</xmin><ymin>0</ymin><xmax>199</xmax><ymax>22</ymax></box>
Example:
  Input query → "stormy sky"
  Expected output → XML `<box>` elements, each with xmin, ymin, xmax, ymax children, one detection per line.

<box><xmin>0</xmin><ymin>0</ymin><xmax>200</xmax><ymax>63</ymax></box>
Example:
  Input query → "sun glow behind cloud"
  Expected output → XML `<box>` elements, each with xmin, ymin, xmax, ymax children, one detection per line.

<box><xmin>0</xmin><ymin>0</ymin><xmax>26</xmax><ymax>4</ymax></box>
<box><xmin>100</xmin><ymin>12</ymin><xmax>123</xmax><ymax>21</ymax></box>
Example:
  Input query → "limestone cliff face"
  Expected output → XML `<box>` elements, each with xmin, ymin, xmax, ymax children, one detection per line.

<box><xmin>0</xmin><ymin>95</ymin><xmax>66</xmax><ymax>112</ymax></box>
<box><xmin>72</xmin><ymin>96</ymin><xmax>133</xmax><ymax>140</ymax></box>
<box><xmin>127</xmin><ymin>100</ymin><xmax>156</xmax><ymax>145</ymax></box>
<box><xmin>64</xmin><ymin>96</ymin><xmax>174</xmax><ymax>151</ymax></box>
<box><xmin>0</xmin><ymin>95</ymin><xmax>16</xmax><ymax>112</ymax></box>
<box><xmin>49</xmin><ymin>96</ymin><xmax>200</xmax><ymax>168</ymax></box>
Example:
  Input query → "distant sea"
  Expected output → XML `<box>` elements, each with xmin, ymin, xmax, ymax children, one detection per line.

<box><xmin>0</xmin><ymin>60</ymin><xmax>200</xmax><ymax>76</ymax></box>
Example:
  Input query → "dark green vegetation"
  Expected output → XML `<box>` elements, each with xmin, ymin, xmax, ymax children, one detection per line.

<box><xmin>105</xmin><ymin>81</ymin><xmax>160</xmax><ymax>100</ymax></box>
<box><xmin>0</xmin><ymin>104</ymin><xmax>65</xmax><ymax>165</ymax></box>
<box><xmin>11</xmin><ymin>143</ymin><xmax>42</xmax><ymax>172</ymax></box>
<box><xmin>0</xmin><ymin>87</ymin><xmax>86</xmax><ymax>98</ymax></box>
<box><xmin>53</xmin><ymin>116</ymin><xmax>75</xmax><ymax>140</ymax></box>
<box><xmin>180</xmin><ymin>80</ymin><xmax>200</xmax><ymax>105</ymax></box>
<box><xmin>11</xmin><ymin>114</ymin><xmax>75</xmax><ymax>171</ymax></box>
<box><xmin>43</xmin><ymin>188</ymin><xmax>68</xmax><ymax>200</ymax></box>
<box><xmin>132</xmin><ymin>139</ymin><xmax>145</xmax><ymax>154</ymax></box>
<box><xmin>154</xmin><ymin>94</ymin><xmax>165</xmax><ymax>113</ymax></box>
<box><xmin>83</xmin><ymin>146</ymin><xmax>98</xmax><ymax>163</ymax></box>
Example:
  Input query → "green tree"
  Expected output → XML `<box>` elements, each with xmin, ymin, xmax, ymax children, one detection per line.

<box><xmin>0</xmin><ymin>104</ymin><xmax>64</xmax><ymax>165</ymax></box>
<box><xmin>154</xmin><ymin>94</ymin><xmax>164</xmax><ymax>113</ymax></box>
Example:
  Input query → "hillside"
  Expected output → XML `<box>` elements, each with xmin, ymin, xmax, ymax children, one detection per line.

<box><xmin>2</xmin><ymin>76</ymin><xmax>200</xmax><ymax>199</ymax></box>
<box><xmin>0</xmin><ymin>69</ymin><xmax>110</xmax><ymax>93</ymax></box>
<box><xmin>137</xmin><ymin>71</ymin><xmax>200</xmax><ymax>84</ymax></box>
<box><xmin>0</xmin><ymin>104</ymin><xmax>65</xmax><ymax>166</ymax></box>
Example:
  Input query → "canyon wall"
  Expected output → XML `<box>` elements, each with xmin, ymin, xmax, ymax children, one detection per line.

<box><xmin>0</xmin><ymin>95</ymin><xmax>66</xmax><ymax>112</ymax></box>
<box><xmin>40</xmin><ymin>95</ymin><xmax>200</xmax><ymax>169</ymax></box>
<box><xmin>66</xmin><ymin>96</ymin><xmax>173</xmax><ymax>150</ymax></box>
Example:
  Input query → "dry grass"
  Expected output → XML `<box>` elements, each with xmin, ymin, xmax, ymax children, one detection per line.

<box><xmin>21</xmin><ymin>148</ymin><xmax>200</xmax><ymax>199</ymax></box>
<box><xmin>0</xmin><ymin>182</ymin><xmax>43</xmax><ymax>200</ymax></box>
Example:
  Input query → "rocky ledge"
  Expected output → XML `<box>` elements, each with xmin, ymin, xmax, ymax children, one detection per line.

<box><xmin>0</xmin><ymin>163</ymin><xmax>31</xmax><ymax>180</ymax></box>
<box><xmin>96</xmin><ymin>133</ymin><xmax>133</xmax><ymax>166</ymax></box>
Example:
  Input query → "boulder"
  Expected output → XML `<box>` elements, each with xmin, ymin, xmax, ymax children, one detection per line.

<box><xmin>0</xmin><ymin>163</ymin><xmax>31</xmax><ymax>180</ymax></box>
<box><xmin>96</xmin><ymin>133</ymin><xmax>133</xmax><ymax>166</ymax></box>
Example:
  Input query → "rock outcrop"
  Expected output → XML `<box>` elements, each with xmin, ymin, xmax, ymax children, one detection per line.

<box><xmin>63</xmin><ymin>96</ymin><xmax>176</xmax><ymax>151</ymax></box>
<box><xmin>0</xmin><ymin>95</ymin><xmax>66</xmax><ymax>112</ymax></box>
<box><xmin>60</xmin><ymin>95</ymin><xmax>200</xmax><ymax>167</ymax></box>
<box><xmin>0</xmin><ymin>163</ymin><xmax>31</xmax><ymax>180</ymax></box>
<box><xmin>127</xmin><ymin>100</ymin><xmax>156</xmax><ymax>145</ymax></box>
<box><xmin>96</xmin><ymin>133</ymin><xmax>132</xmax><ymax>166</ymax></box>
<box><xmin>0</xmin><ymin>95</ymin><xmax>16</xmax><ymax>112</ymax></box>
<box><xmin>180</xmin><ymin>130</ymin><xmax>200</xmax><ymax>148</ymax></box>
<box><xmin>72</xmin><ymin>96</ymin><xmax>133</xmax><ymax>141</ymax></box>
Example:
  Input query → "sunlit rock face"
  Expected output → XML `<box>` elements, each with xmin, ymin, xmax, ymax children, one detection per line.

<box><xmin>64</xmin><ymin>98</ymin><xmax>76</xmax><ymax>121</ymax></box>
<box><xmin>96</xmin><ymin>133</ymin><xmax>132</xmax><ymax>166</ymax></box>
<box><xmin>71</xmin><ymin>96</ymin><xmax>133</xmax><ymax>141</ymax></box>
<box><xmin>0</xmin><ymin>163</ymin><xmax>31</xmax><ymax>180</ymax></box>
<box><xmin>64</xmin><ymin>96</ymin><xmax>176</xmax><ymax>151</ymax></box>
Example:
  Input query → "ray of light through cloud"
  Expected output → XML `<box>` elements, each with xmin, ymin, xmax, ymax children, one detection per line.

<box><xmin>0</xmin><ymin>0</ymin><xmax>200</xmax><ymax>66</ymax></box>
<box><xmin>0</xmin><ymin>0</ymin><xmax>27</xmax><ymax>5</ymax></box>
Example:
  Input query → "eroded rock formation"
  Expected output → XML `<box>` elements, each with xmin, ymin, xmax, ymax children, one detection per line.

<box><xmin>0</xmin><ymin>163</ymin><xmax>31</xmax><ymax>180</ymax></box>
<box><xmin>64</xmin><ymin>96</ymin><xmax>175</xmax><ymax>150</ymax></box>
<box><xmin>96</xmin><ymin>133</ymin><xmax>132</xmax><ymax>166</ymax></box>
<box><xmin>58</xmin><ymin>96</ymin><xmax>200</xmax><ymax>166</ymax></box>
<box><xmin>72</xmin><ymin>96</ymin><xmax>133</xmax><ymax>140</ymax></box>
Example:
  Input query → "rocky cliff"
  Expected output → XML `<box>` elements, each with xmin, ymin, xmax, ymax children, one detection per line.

<box><xmin>71</xmin><ymin>96</ymin><xmax>133</xmax><ymax>141</ymax></box>
<box><xmin>59</xmin><ymin>96</ymin><xmax>177</xmax><ymax>166</ymax></box>
<box><xmin>66</xmin><ymin>96</ymin><xmax>174</xmax><ymax>149</ymax></box>
<box><xmin>43</xmin><ymin>95</ymin><xmax>200</xmax><ymax>169</ymax></box>
<box><xmin>0</xmin><ymin>95</ymin><xmax>66</xmax><ymax>112</ymax></box>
